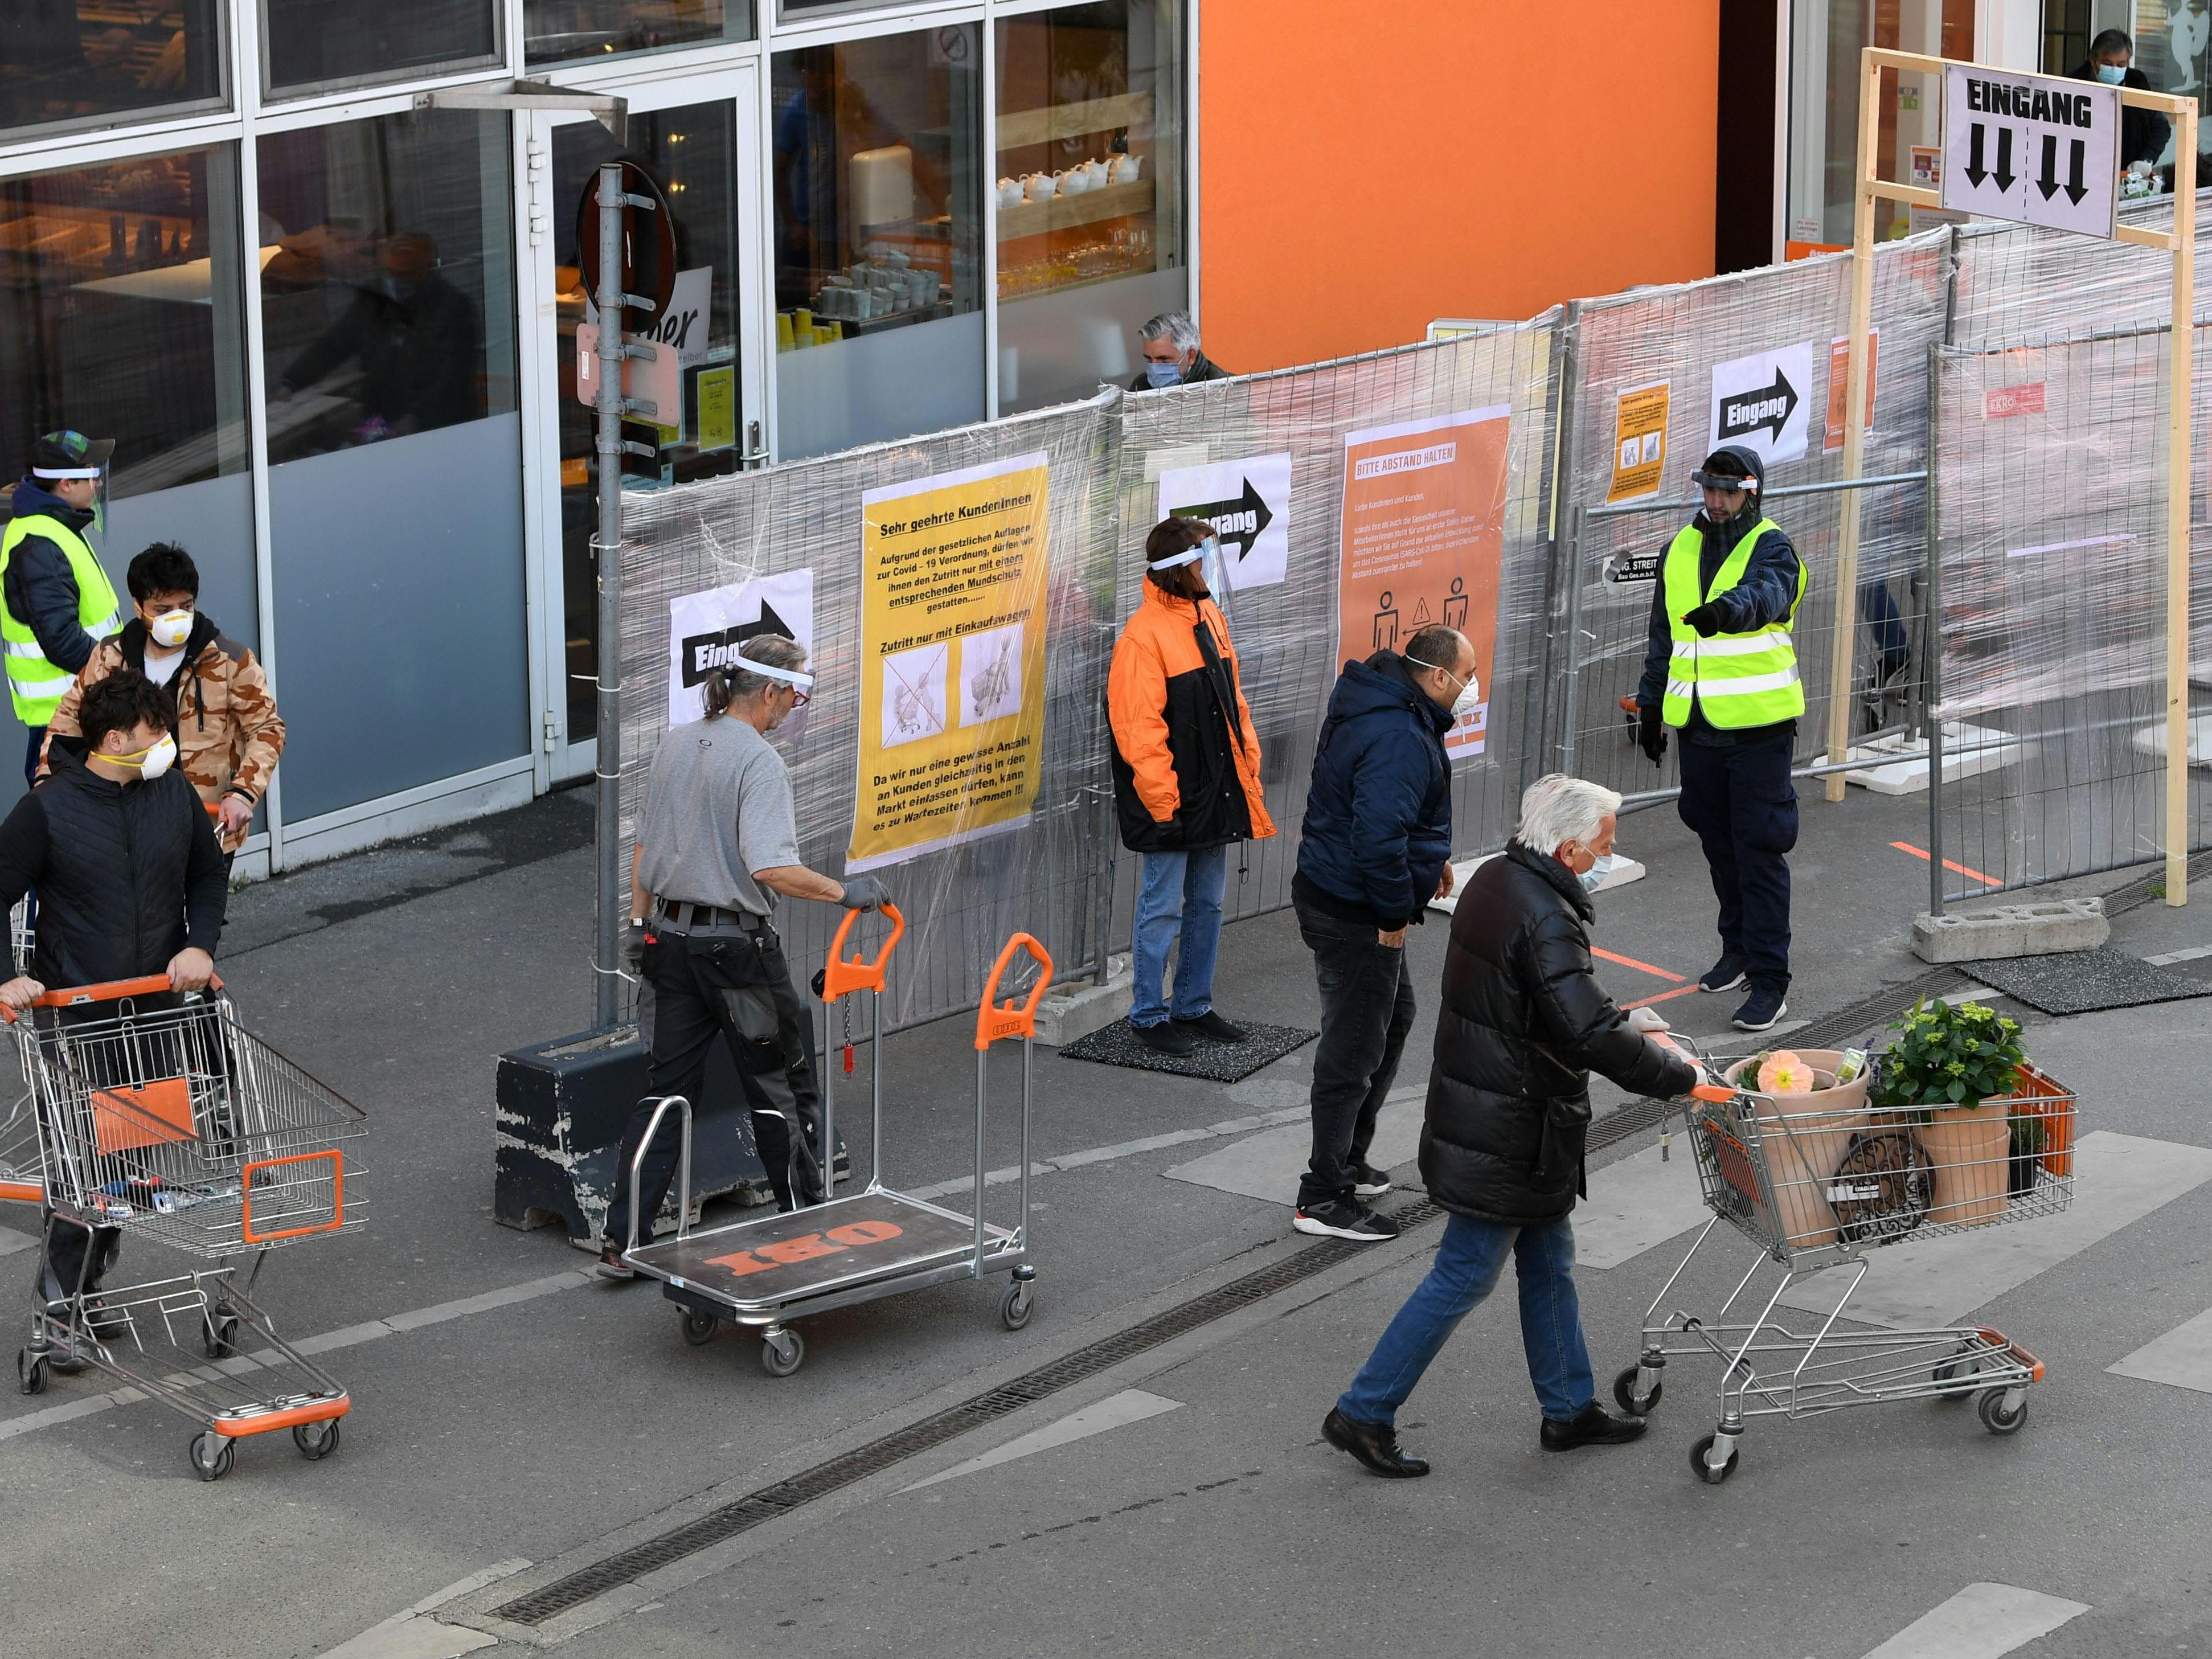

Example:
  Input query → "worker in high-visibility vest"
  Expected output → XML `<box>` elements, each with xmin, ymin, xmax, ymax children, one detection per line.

<box><xmin>1632</xmin><ymin>445</ymin><xmax>1806</xmax><ymax>1034</ymax></box>
<box><xmin>1</xmin><ymin>432</ymin><xmax>122</xmax><ymax>787</ymax></box>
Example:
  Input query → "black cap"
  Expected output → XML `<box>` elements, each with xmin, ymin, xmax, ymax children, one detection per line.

<box><xmin>29</xmin><ymin>430</ymin><xmax>114</xmax><ymax>480</ymax></box>
<box><xmin>1691</xmin><ymin>445</ymin><xmax>1763</xmax><ymax>495</ymax></box>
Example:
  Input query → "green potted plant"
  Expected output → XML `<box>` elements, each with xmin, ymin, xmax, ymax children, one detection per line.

<box><xmin>1872</xmin><ymin>998</ymin><xmax>2027</xmax><ymax>1227</ymax></box>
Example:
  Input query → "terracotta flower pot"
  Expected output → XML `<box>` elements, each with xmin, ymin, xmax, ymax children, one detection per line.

<box><xmin>1724</xmin><ymin>1051</ymin><xmax>1871</xmax><ymax>1251</ymax></box>
<box><xmin>1918</xmin><ymin>1096</ymin><xmax>2012</xmax><ymax>1227</ymax></box>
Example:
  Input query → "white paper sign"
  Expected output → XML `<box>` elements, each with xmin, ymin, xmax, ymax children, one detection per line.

<box><xmin>665</xmin><ymin>569</ymin><xmax>815</xmax><ymax>729</ymax></box>
<box><xmin>1154</xmin><ymin>452</ymin><xmax>1293</xmax><ymax>591</ymax></box>
<box><xmin>1708</xmin><ymin>341</ymin><xmax>1816</xmax><ymax>466</ymax></box>
<box><xmin>1941</xmin><ymin>65</ymin><xmax>2119</xmax><ymax>238</ymax></box>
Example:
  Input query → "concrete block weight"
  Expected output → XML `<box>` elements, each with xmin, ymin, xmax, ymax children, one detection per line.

<box><xmin>1911</xmin><ymin>897</ymin><xmax>2109</xmax><ymax>964</ymax></box>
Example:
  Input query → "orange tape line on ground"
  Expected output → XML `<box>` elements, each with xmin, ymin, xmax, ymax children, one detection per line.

<box><xmin>1591</xmin><ymin>947</ymin><xmax>1685</xmax><ymax>982</ymax></box>
<box><xmin>1622</xmin><ymin>982</ymin><xmax>1704</xmax><ymax>1012</ymax></box>
<box><xmin>1889</xmin><ymin>840</ymin><xmax>2003</xmax><ymax>888</ymax></box>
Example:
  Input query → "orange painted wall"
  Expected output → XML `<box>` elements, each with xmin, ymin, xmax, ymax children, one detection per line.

<box><xmin>1196</xmin><ymin>0</ymin><xmax>1722</xmax><ymax>372</ymax></box>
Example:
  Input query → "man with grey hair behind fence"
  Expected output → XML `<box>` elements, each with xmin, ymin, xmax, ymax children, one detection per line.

<box><xmin>1321</xmin><ymin>774</ymin><xmax>1699</xmax><ymax>1477</ymax></box>
<box><xmin>1129</xmin><ymin>310</ymin><xmax>1230</xmax><ymax>391</ymax></box>
<box><xmin>598</xmin><ymin>634</ymin><xmax>891</xmax><ymax>1280</ymax></box>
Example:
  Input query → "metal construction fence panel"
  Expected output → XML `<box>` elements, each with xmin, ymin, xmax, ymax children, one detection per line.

<box><xmin>1927</xmin><ymin>325</ymin><xmax>2212</xmax><ymax>901</ymax></box>
<box><xmin>1108</xmin><ymin>316</ymin><xmax>1563</xmax><ymax>933</ymax></box>
<box><xmin>1948</xmin><ymin>186</ymin><xmax>2212</xmax><ymax>351</ymax></box>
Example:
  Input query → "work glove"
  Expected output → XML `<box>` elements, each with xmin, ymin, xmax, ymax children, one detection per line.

<box><xmin>621</xmin><ymin>917</ymin><xmax>648</xmax><ymax>970</ymax></box>
<box><xmin>1681</xmin><ymin>602</ymin><xmax>1727</xmax><ymax>638</ymax></box>
<box><xmin>1636</xmin><ymin>701</ymin><xmax>1668</xmax><ymax>765</ymax></box>
<box><xmin>840</xmin><ymin>874</ymin><xmax>891</xmax><ymax>911</ymax></box>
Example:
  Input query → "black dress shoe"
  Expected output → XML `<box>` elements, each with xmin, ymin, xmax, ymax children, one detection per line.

<box><xmin>1539</xmin><ymin>1400</ymin><xmax>1649</xmax><ymax>1451</ymax></box>
<box><xmin>1133</xmin><ymin>1020</ymin><xmax>1199</xmax><ymax>1056</ymax></box>
<box><xmin>1172</xmin><ymin>1010</ymin><xmax>1249</xmax><ymax>1044</ymax></box>
<box><xmin>1322</xmin><ymin>1407</ymin><xmax>1429</xmax><ymax>1478</ymax></box>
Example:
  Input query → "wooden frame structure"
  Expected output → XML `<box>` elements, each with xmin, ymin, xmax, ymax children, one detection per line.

<box><xmin>1832</xmin><ymin>47</ymin><xmax>2197</xmax><ymax>906</ymax></box>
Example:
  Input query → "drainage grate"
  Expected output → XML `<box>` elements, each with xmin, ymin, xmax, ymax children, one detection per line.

<box><xmin>491</xmin><ymin>1199</ymin><xmax>1447</xmax><ymax>1625</ymax></box>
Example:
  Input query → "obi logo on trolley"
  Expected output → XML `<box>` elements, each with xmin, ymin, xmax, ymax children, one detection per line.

<box><xmin>704</xmin><ymin>1218</ymin><xmax>904</xmax><ymax>1277</ymax></box>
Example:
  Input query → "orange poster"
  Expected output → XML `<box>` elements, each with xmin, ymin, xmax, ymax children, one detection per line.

<box><xmin>1337</xmin><ymin>405</ymin><xmax>1510</xmax><ymax>757</ymax></box>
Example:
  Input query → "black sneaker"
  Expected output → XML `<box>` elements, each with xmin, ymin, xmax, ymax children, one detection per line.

<box><xmin>1322</xmin><ymin>1407</ymin><xmax>1429</xmax><ymax>1478</ymax></box>
<box><xmin>1698</xmin><ymin>953</ymin><xmax>1749</xmax><ymax>994</ymax></box>
<box><xmin>1731</xmin><ymin>983</ymin><xmax>1789</xmax><ymax>1033</ymax></box>
<box><xmin>1349</xmin><ymin>1162</ymin><xmax>1392</xmax><ymax>1199</ymax></box>
<box><xmin>1132</xmin><ymin>1020</ymin><xmax>1199</xmax><ymax>1057</ymax></box>
<box><xmin>1171</xmin><ymin>1010</ymin><xmax>1249</xmax><ymax>1045</ymax></box>
<box><xmin>1539</xmin><ymin>1400</ymin><xmax>1649</xmax><ymax>1451</ymax></box>
<box><xmin>595</xmin><ymin>1247</ymin><xmax>636</xmax><ymax>1281</ymax></box>
<box><xmin>1293</xmin><ymin>1198</ymin><xmax>1399</xmax><ymax>1241</ymax></box>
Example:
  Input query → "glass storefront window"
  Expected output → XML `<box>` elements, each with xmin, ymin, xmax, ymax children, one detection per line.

<box><xmin>526</xmin><ymin>0</ymin><xmax>754</xmax><ymax>68</ymax></box>
<box><xmin>2129</xmin><ymin>1</ymin><xmax>2203</xmax><ymax>167</ymax></box>
<box><xmin>994</xmin><ymin>0</ymin><xmax>1184</xmax><ymax>413</ymax></box>
<box><xmin>772</xmin><ymin>26</ymin><xmax>985</xmax><ymax>459</ymax></box>
<box><xmin>0</xmin><ymin>2</ymin><xmax>225</xmax><ymax>140</ymax></box>
<box><xmin>257</xmin><ymin>109</ymin><xmax>527</xmax><ymax>821</ymax></box>
<box><xmin>261</xmin><ymin>0</ymin><xmax>500</xmax><ymax>99</ymax></box>
<box><xmin>551</xmin><ymin>103</ymin><xmax>743</xmax><ymax>742</ymax></box>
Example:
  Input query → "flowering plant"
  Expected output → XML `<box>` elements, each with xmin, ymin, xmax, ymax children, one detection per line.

<box><xmin>1756</xmin><ymin>1051</ymin><xmax>1815</xmax><ymax>1095</ymax></box>
<box><xmin>1871</xmin><ymin>997</ymin><xmax>2026</xmax><ymax>1112</ymax></box>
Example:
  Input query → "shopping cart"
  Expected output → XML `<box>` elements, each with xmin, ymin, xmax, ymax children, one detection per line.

<box><xmin>1619</xmin><ymin>1039</ymin><xmax>2075</xmax><ymax>1485</ymax></box>
<box><xmin>622</xmin><ymin>910</ymin><xmax>1043</xmax><ymax>1377</ymax></box>
<box><xmin>9</xmin><ymin>976</ymin><xmax>368</xmax><ymax>1480</ymax></box>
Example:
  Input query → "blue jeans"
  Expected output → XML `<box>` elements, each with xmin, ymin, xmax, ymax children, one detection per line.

<box><xmin>1129</xmin><ymin>845</ymin><xmax>1226</xmax><ymax>1028</ymax></box>
<box><xmin>1337</xmin><ymin>1212</ymin><xmax>1596</xmax><ymax>1425</ymax></box>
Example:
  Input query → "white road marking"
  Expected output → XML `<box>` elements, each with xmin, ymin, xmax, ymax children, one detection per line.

<box><xmin>1860</xmin><ymin>1582</ymin><xmax>2089</xmax><ymax>1658</ymax></box>
<box><xmin>1776</xmin><ymin>1132</ymin><xmax>2212</xmax><ymax>1329</ymax></box>
<box><xmin>319</xmin><ymin>1560</ymin><xmax>530</xmax><ymax>1658</ymax></box>
<box><xmin>1161</xmin><ymin>1092</ymin><xmax>1424</xmax><ymax>1205</ymax></box>
<box><xmin>2108</xmin><ymin>1304</ymin><xmax>2212</xmax><ymax>1394</ymax></box>
<box><xmin>900</xmin><ymin>1388</ymin><xmax>1183</xmax><ymax>1493</ymax></box>
<box><xmin>904</xmin><ymin>1108</ymin><xmax>1313</xmax><ymax>1201</ymax></box>
<box><xmin>2144</xmin><ymin>945</ymin><xmax>2212</xmax><ymax>965</ymax></box>
<box><xmin>0</xmin><ymin>1223</ymin><xmax>35</xmax><ymax>1257</ymax></box>
<box><xmin>1575</xmin><ymin>1141</ymin><xmax>1713</xmax><ymax>1269</ymax></box>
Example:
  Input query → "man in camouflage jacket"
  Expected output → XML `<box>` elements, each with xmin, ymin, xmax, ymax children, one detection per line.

<box><xmin>39</xmin><ymin>543</ymin><xmax>283</xmax><ymax>856</ymax></box>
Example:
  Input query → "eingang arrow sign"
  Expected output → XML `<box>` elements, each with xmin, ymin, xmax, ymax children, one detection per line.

<box><xmin>1708</xmin><ymin>342</ymin><xmax>1815</xmax><ymax>466</ymax></box>
<box><xmin>1154</xmin><ymin>452</ymin><xmax>1293</xmax><ymax>591</ymax></box>
<box><xmin>1168</xmin><ymin>476</ymin><xmax>1275</xmax><ymax>560</ymax></box>
<box><xmin>1941</xmin><ymin>63</ymin><xmax>2118</xmax><ymax>237</ymax></box>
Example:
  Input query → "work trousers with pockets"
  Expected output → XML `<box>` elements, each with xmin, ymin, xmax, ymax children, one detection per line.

<box><xmin>1675</xmin><ymin>727</ymin><xmax>1796</xmax><ymax>993</ymax></box>
<box><xmin>604</xmin><ymin>922</ymin><xmax>822</xmax><ymax>1251</ymax></box>
<box><xmin>1293</xmin><ymin>894</ymin><xmax>1415</xmax><ymax>1211</ymax></box>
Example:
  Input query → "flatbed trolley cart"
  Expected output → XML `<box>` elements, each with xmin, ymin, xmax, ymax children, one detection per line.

<box><xmin>622</xmin><ymin>910</ymin><xmax>1045</xmax><ymax>1377</ymax></box>
<box><xmin>9</xmin><ymin>976</ymin><xmax>367</xmax><ymax>1480</ymax></box>
<box><xmin>1619</xmin><ymin>1039</ymin><xmax>2075</xmax><ymax>1485</ymax></box>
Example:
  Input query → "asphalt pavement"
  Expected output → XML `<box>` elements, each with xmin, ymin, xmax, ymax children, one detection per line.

<box><xmin>3</xmin><ymin>781</ymin><xmax>2207</xmax><ymax>1659</ymax></box>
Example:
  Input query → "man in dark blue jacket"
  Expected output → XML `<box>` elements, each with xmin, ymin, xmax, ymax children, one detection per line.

<box><xmin>1290</xmin><ymin>624</ymin><xmax>1478</xmax><ymax>1241</ymax></box>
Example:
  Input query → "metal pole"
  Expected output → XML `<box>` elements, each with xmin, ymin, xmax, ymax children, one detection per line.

<box><xmin>1535</xmin><ymin>309</ymin><xmax>1580</xmax><ymax>793</ymax></box>
<box><xmin>2166</xmin><ymin>113</ymin><xmax>2197</xmax><ymax>907</ymax></box>
<box><xmin>1826</xmin><ymin>47</ymin><xmax>1882</xmax><ymax>804</ymax></box>
<box><xmin>593</xmin><ymin>162</ymin><xmax>627</xmax><ymax>1029</ymax></box>
<box><xmin>1924</xmin><ymin>341</ymin><xmax>1945</xmax><ymax>919</ymax></box>
<box><xmin>1557</xmin><ymin>503</ymin><xmax>1588</xmax><ymax>775</ymax></box>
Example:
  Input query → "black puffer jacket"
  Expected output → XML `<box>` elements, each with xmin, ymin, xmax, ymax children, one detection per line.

<box><xmin>1419</xmin><ymin>841</ymin><xmax>1696</xmax><ymax>1226</ymax></box>
<box><xmin>0</xmin><ymin>741</ymin><xmax>226</xmax><ymax>988</ymax></box>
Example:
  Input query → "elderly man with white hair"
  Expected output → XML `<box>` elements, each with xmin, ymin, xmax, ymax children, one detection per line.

<box><xmin>1129</xmin><ymin>310</ymin><xmax>1230</xmax><ymax>391</ymax></box>
<box><xmin>1321</xmin><ymin>774</ymin><xmax>1699</xmax><ymax>1479</ymax></box>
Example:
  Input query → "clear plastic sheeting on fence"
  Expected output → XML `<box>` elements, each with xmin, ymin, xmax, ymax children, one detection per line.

<box><xmin>1930</xmin><ymin>326</ymin><xmax>2212</xmax><ymax>899</ymax></box>
<box><xmin>1558</xmin><ymin>232</ymin><xmax>1952</xmax><ymax>805</ymax></box>
<box><xmin>1109</xmin><ymin>317</ymin><xmax>1562</xmax><ymax>930</ymax></box>
<box><xmin>617</xmin><ymin>391</ymin><xmax>1119</xmax><ymax>1031</ymax></box>
<box><xmin>1949</xmin><ymin>187</ymin><xmax>2212</xmax><ymax>351</ymax></box>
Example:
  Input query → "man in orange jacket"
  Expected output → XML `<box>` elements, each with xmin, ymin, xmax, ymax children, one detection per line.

<box><xmin>1108</xmin><ymin>517</ymin><xmax>1275</xmax><ymax>1056</ymax></box>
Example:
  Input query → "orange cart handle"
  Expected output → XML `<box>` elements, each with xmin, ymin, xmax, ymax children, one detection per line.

<box><xmin>1</xmin><ymin>972</ymin><xmax>223</xmax><ymax>1025</ymax></box>
<box><xmin>822</xmin><ymin>902</ymin><xmax>906</xmax><ymax>1001</ymax></box>
<box><xmin>1648</xmin><ymin>1030</ymin><xmax>1735</xmax><ymax>1105</ymax></box>
<box><xmin>974</xmin><ymin>932</ymin><xmax>1054</xmax><ymax>1051</ymax></box>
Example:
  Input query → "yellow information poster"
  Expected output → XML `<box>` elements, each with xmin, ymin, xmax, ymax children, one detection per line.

<box><xmin>1605</xmin><ymin>380</ymin><xmax>1670</xmax><ymax>504</ymax></box>
<box><xmin>696</xmin><ymin>366</ymin><xmax>736</xmax><ymax>453</ymax></box>
<box><xmin>849</xmin><ymin>451</ymin><xmax>1051</xmax><ymax>874</ymax></box>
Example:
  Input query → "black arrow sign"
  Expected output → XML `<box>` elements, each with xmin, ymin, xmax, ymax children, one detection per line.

<box><xmin>679</xmin><ymin>598</ymin><xmax>797</xmax><ymax>687</ymax></box>
<box><xmin>1167</xmin><ymin>476</ymin><xmax>1276</xmax><ymax>560</ymax></box>
<box><xmin>2035</xmin><ymin>132</ymin><xmax>2061</xmax><ymax>201</ymax></box>
<box><xmin>1717</xmin><ymin>365</ymin><xmax>1799</xmax><ymax>445</ymax></box>
<box><xmin>1965</xmin><ymin>122</ymin><xmax>1989</xmax><ymax>188</ymax></box>
<box><xmin>2063</xmin><ymin>137</ymin><xmax>2088</xmax><ymax>205</ymax></box>
<box><xmin>1993</xmin><ymin>126</ymin><xmax>2016</xmax><ymax>194</ymax></box>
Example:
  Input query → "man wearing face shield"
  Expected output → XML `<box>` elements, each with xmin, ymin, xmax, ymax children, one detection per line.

<box><xmin>599</xmin><ymin>635</ymin><xmax>890</xmax><ymax>1280</ymax></box>
<box><xmin>41</xmin><ymin>542</ymin><xmax>286</xmax><ymax>861</ymax></box>
<box><xmin>1</xmin><ymin>431</ymin><xmax>125</xmax><ymax>787</ymax></box>
<box><xmin>1108</xmin><ymin>517</ymin><xmax>1274</xmax><ymax>1057</ymax></box>
<box><xmin>1633</xmin><ymin>446</ymin><xmax>1805</xmax><ymax>1033</ymax></box>
<box><xmin>0</xmin><ymin>670</ymin><xmax>227</xmax><ymax>1318</ymax></box>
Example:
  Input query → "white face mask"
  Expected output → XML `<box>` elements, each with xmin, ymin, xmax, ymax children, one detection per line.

<box><xmin>1435</xmin><ymin>663</ymin><xmax>1481</xmax><ymax>722</ymax></box>
<box><xmin>149</xmin><ymin>609</ymin><xmax>192</xmax><ymax>649</ymax></box>
<box><xmin>1578</xmin><ymin>852</ymin><xmax>1618</xmax><ymax>894</ymax></box>
<box><xmin>111</xmin><ymin>734</ymin><xmax>177</xmax><ymax>781</ymax></box>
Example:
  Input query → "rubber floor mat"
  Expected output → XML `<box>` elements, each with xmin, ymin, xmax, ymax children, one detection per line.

<box><xmin>1058</xmin><ymin>1018</ymin><xmax>1317</xmax><ymax>1083</ymax></box>
<box><xmin>1960</xmin><ymin>947</ymin><xmax>2212</xmax><ymax>1015</ymax></box>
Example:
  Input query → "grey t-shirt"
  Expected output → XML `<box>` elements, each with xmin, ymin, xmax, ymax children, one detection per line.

<box><xmin>634</xmin><ymin>715</ymin><xmax>801</xmax><ymax>917</ymax></box>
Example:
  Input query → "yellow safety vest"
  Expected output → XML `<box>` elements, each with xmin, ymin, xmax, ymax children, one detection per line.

<box><xmin>1658</xmin><ymin>518</ymin><xmax>1807</xmax><ymax>730</ymax></box>
<box><xmin>0</xmin><ymin>513</ymin><xmax>121</xmax><ymax>726</ymax></box>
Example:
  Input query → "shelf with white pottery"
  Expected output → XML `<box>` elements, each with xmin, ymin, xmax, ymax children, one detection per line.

<box><xmin>997</xmin><ymin>178</ymin><xmax>1154</xmax><ymax>241</ymax></box>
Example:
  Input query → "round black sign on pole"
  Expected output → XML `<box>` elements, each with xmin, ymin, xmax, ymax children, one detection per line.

<box><xmin>575</xmin><ymin>159</ymin><xmax>678</xmax><ymax>321</ymax></box>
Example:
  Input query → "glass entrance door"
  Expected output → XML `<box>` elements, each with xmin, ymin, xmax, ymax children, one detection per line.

<box><xmin>530</xmin><ymin>75</ymin><xmax>761</xmax><ymax>782</ymax></box>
